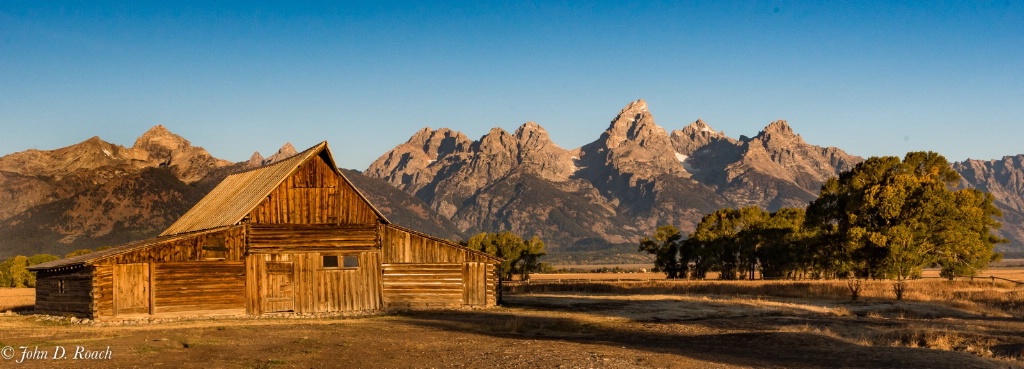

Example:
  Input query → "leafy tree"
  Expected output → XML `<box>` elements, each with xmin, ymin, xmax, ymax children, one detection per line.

<box><xmin>805</xmin><ymin>152</ymin><xmax>1004</xmax><ymax>280</ymax></box>
<box><xmin>689</xmin><ymin>207</ymin><xmax>766</xmax><ymax>280</ymax></box>
<box><xmin>0</xmin><ymin>254</ymin><xmax>61</xmax><ymax>288</ymax></box>
<box><xmin>1</xmin><ymin>256</ymin><xmax>31</xmax><ymax>287</ymax></box>
<box><xmin>517</xmin><ymin>236</ymin><xmax>547</xmax><ymax>281</ymax></box>
<box><xmin>746</xmin><ymin>208</ymin><xmax>808</xmax><ymax>279</ymax></box>
<box><xmin>638</xmin><ymin>225</ymin><xmax>686</xmax><ymax>279</ymax></box>
<box><xmin>468</xmin><ymin>231</ymin><xmax>547</xmax><ymax>281</ymax></box>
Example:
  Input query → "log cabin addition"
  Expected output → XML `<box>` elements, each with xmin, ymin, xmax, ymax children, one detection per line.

<box><xmin>29</xmin><ymin>142</ymin><xmax>500</xmax><ymax>318</ymax></box>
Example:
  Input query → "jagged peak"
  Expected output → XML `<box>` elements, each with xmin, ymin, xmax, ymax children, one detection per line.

<box><xmin>623</xmin><ymin>99</ymin><xmax>648</xmax><ymax>113</ymax></box>
<box><xmin>680</xmin><ymin>119</ymin><xmax>719</xmax><ymax>135</ymax></box>
<box><xmin>410</xmin><ymin>126</ymin><xmax>434</xmax><ymax>141</ymax></box>
<box><xmin>514</xmin><ymin>121</ymin><xmax>549</xmax><ymax>139</ymax></box>
<box><xmin>277</xmin><ymin>142</ymin><xmax>297</xmax><ymax>154</ymax></box>
<box><xmin>516</xmin><ymin>121</ymin><xmax>543</xmax><ymax>131</ymax></box>
<box><xmin>132</xmin><ymin>124</ymin><xmax>191</xmax><ymax>150</ymax></box>
<box><xmin>750</xmin><ymin>120</ymin><xmax>801</xmax><ymax>144</ymax></box>
<box><xmin>247</xmin><ymin>152</ymin><xmax>265</xmax><ymax>166</ymax></box>
<box><xmin>483</xmin><ymin>127</ymin><xmax>511</xmax><ymax>137</ymax></box>
<box><xmin>762</xmin><ymin>120</ymin><xmax>795</xmax><ymax>135</ymax></box>
<box><xmin>265</xmin><ymin>143</ymin><xmax>298</xmax><ymax>163</ymax></box>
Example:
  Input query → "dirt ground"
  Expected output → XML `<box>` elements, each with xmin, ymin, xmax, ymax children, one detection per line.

<box><xmin>1</xmin><ymin>291</ymin><xmax>1023</xmax><ymax>368</ymax></box>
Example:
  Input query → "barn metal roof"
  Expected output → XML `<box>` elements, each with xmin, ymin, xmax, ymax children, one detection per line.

<box><xmin>161</xmin><ymin>141</ymin><xmax>389</xmax><ymax>236</ymax></box>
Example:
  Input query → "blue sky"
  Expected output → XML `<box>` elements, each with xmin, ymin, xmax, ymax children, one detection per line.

<box><xmin>1</xmin><ymin>1</ymin><xmax>1022</xmax><ymax>170</ymax></box>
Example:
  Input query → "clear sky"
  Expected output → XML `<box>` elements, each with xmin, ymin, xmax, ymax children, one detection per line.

<box><xmin>1</xmin><ymin>1</ymin><xmax>1022</xmax><ymax>170</ymax></box>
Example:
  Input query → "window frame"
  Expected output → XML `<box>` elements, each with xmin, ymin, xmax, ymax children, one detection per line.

<box><xmin>322</xmin><ymin>254</ymin><xmax>359</xmax><ymax>270</ymax></box>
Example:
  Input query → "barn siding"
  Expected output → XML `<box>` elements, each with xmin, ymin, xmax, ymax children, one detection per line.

<box><xmin>153</xmin><ymin>262</ymin><xmax>245</xmax><ymax>313</ymax></box>
<box><xmin>379</xmin><ymin>224</ymin><xmax>500</xmax><ymax>308</ymax></box>
<box><xmin>93</xmin><ymin>264</ymin><xmax>114</xmax><ymax>317</ymax></box>
<box><xmin>248</xmin><ymin>224</ymin><xmax>376</xmax><ymax>250</ymax></box>
<box><xmin>248</xmin><ymin>154</ymin><xmax>377</xmax><ymax>226</ymax></box>
<box><xmin>35</xmin><ymin>267</ymin><xmax>93</xmax><ymax>317</ymax></box>
<box><xmin>382</xmin><ymin>263</ymin><xmax>464</xmax><ymax>309</ymax></box>
<box><xmin>94</xmin><ymin>227</ymin><xmax>246</xmax><ymax>266</ymax></box>
<box><xmin>248</xmin><ymin>251</ymin><xmax>382</xmax><ymax>314</ymax></box>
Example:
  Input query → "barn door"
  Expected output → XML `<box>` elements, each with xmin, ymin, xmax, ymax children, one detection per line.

<box><xmin>263</xmin><ymin>261</ymin><xmax>295</xmax><ymax>312</ymax></box>
<box><xmin>114</xmin><ymin>263</ymin><xmax>150</xmax><ymax>315</ymax></box>
<box><xmin>463</xmin><ymin>262</ymin><xmax>487</xmax><ymax>306</ymax></box>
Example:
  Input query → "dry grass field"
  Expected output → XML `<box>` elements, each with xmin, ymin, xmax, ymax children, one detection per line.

<box><xmin>0</xmin><ymin>288</ymin><xmax>34</xmax><ymax>312</ymax></box>
<box><xmin>1</xmin><ymin>272</ymin><xmax>1023</xmax><ymax>368</ymax></box>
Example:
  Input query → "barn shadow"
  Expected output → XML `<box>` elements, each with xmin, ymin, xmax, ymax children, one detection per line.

<box><xmin>396</xmin><ymin>296</ymin><xmax>1009</xmax><ymax>369</ymax></box>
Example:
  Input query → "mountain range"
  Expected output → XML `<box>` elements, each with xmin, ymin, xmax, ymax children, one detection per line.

<box><xmin>1</xmin><ymin>100</ymin><xmax>1022</xmax><ymax>262</ymax></box>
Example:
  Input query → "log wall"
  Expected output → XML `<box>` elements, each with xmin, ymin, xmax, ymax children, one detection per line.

<box><xmin>34</xmin><ymin>267</ymin><xmax>93</xmax><ymax>317</ymax></box>
<box><xmin>153</xmin><ymin>262</ymin><xmax>245</xmax><ymax>313</ymax></box>
<box><xmin>86</xmin><ymin>227</ymin><xmax>246</xmax><ymax>317</ymax></box>
<box><xmin>379</xmin><ymin>224</ymin><xmax>500</xmax><ymax>308</ymax></box>
<box><xmin>248</xmin><ymin>154</ymin><xmax>378</xmax><ymax>226</ymax></box>
<box><xmin>382</xmin><ymin>263</ymin><xmax>464</xmax><ymax>309</ymax></box>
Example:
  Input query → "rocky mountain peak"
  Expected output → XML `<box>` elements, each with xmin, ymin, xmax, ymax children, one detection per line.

<box><xmin>671</xmin><ymin>119</ymin><xmax>733</xmax><ymax>156</ymax></box>
<box><xmin>247</xmin><ymin>152</ymin><xmax>265</xmax><ymax>167</ymax></box>
<box><xmin>686</xmin><ymin>119</ymin><xmax>716</xmax><ymax>134</ymax></box>
<box><xmin>756</xmin><ymin>120</ymin><xmax>799</xmax><ymax>140</ymax></box>
<box><xmin>133</xmin><ymin>125</ymin><xmax>189</xmax><ymax>152</ymax></box>
<box><xmin>476</xmin><ymin>128</ymin><xmax>516</xmax><ymax>157</ymax></box>
<box><xmin>513</xmin><ymin>122</ymin><xmax>553</xmax><ymax>148</ymax></box>
<box><xmin>409</xmin><ymin>127</ymin><xmax>435</xmax><ymax>144</ymax></box>
<box><xmin>263</xmin><ymin>143</ymin><xmax>298</xmax><ymax>165</ymax></box>
<box><xmin>603</xmin><ymin>99</ymin><xmax>670</xmax><ymax>150</ymax></box>
<box><xmin>128</xmin><ymin>125</ymin><xmax>230</xmax><ymax>183</ymax></box>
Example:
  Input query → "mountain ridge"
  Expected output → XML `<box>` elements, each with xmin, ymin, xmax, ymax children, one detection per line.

<box><xmin>2</xmin><ymin>100</ymin><xmax>1023</xmax><ymax>261</ymax></box>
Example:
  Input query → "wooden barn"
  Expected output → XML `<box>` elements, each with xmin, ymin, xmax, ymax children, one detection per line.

<box><xmin>28</xmin><ymin>142</ymin><xmax>500</xmax><ymax>318</ymax></box>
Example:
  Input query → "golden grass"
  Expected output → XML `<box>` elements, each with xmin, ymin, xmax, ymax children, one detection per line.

<box><xmin>0</xmin><ymin>288</ymin><xmax>34</xmax><ymax>311</ymax></box>
<box><xmin>505</xmin><ymin>279</ymin><xmax>1024</xmax><ymax>317</ymax></box>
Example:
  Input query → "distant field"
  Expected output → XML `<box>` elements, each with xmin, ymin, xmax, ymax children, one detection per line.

<box><xmin>530</xmin><ymin>272</ymin><xmax>666</xmax><ymax>281</ymax></box>
<box><xmin>536</xmin><ymin>264</ymin><xmax>1024</xmax><ymax>283</ymax></box>
<box><xmin>0</xmin><ymin>288</ymin><xmax>34</xmax><ymax>311</ymax></box>
<box><xmin>550</xmin><ymin>263</ymin><xmax>654</xmax><ymax>271</ymax></box>
<box><xmin>921</xmin><ymin>267</ymin><xmax>1024</xmax><ymax>281</ymax></box>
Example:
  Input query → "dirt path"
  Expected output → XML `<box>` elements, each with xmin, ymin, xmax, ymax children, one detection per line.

<box><xmin>0</xmin><ymin>294</ymin><xmax>1021</xmax><ymax>368</ymax></box>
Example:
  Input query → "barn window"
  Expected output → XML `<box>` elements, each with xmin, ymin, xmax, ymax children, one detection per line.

<box><xmin>58</xmin><ymin>280</ymin><xmax>65</xmax><ymax>294</ymax></box>
<box><xmin>202</xmin><ymin>235</ymin><xmax>228</xmax><ymax>260</ymax></box>
<box><xmin>323</xmin><ymin>255</ymin><xmax>339</xmax><ymax>268</ymax></box>
<box><xmin>322</xmin><ymin>255</ymin><xmax>359</xmax><ymax>269</ymax></box>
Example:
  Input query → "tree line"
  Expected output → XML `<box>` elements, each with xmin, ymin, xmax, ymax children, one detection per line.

<box><xmin>0</xmin><ymin>247</ymin><xmax>111</xmax><ymax>288</ymax></box>
<box><xmin>641</xmin><ymin>152</ymin><xmax>1005</xmax><ymax>280</ymax></box>
<box><xmin>465</xmin><ymin>231</ymin><xmax>547</xmax><ymax>281</ymax></box>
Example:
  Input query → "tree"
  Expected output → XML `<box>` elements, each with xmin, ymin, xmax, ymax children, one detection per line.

<box><xmin>638</xmin><ymin>225</ymin><xmax>686</xmax><ymax>279</ymax></box>
<box><xmin>746</xmin><ymin>208</ymin><xmax>808</xmax><ymax>279</ymax></box>
<box><xmin>468</xmin><ymin>231</ymin><xmax>546</xmax><ymax>281</ymax></box>
<box><xmin>805</xmin><ymin>152</ymin><xmax>1004</xmax><ymax>280</ymax></box>
<box><xmin>689</xmin><ymin>207</ymin><xmax>766</xmax><ymax>280</ymax></box>
<box><xmin>0</xmin><ymin>254</ymin><xmax>60</xmax><ymax>288</ymax></box>
<box><xmin>516</xmin><ymin>236</ymin><xmax>547</xmax><ymax>281</ymax></box>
